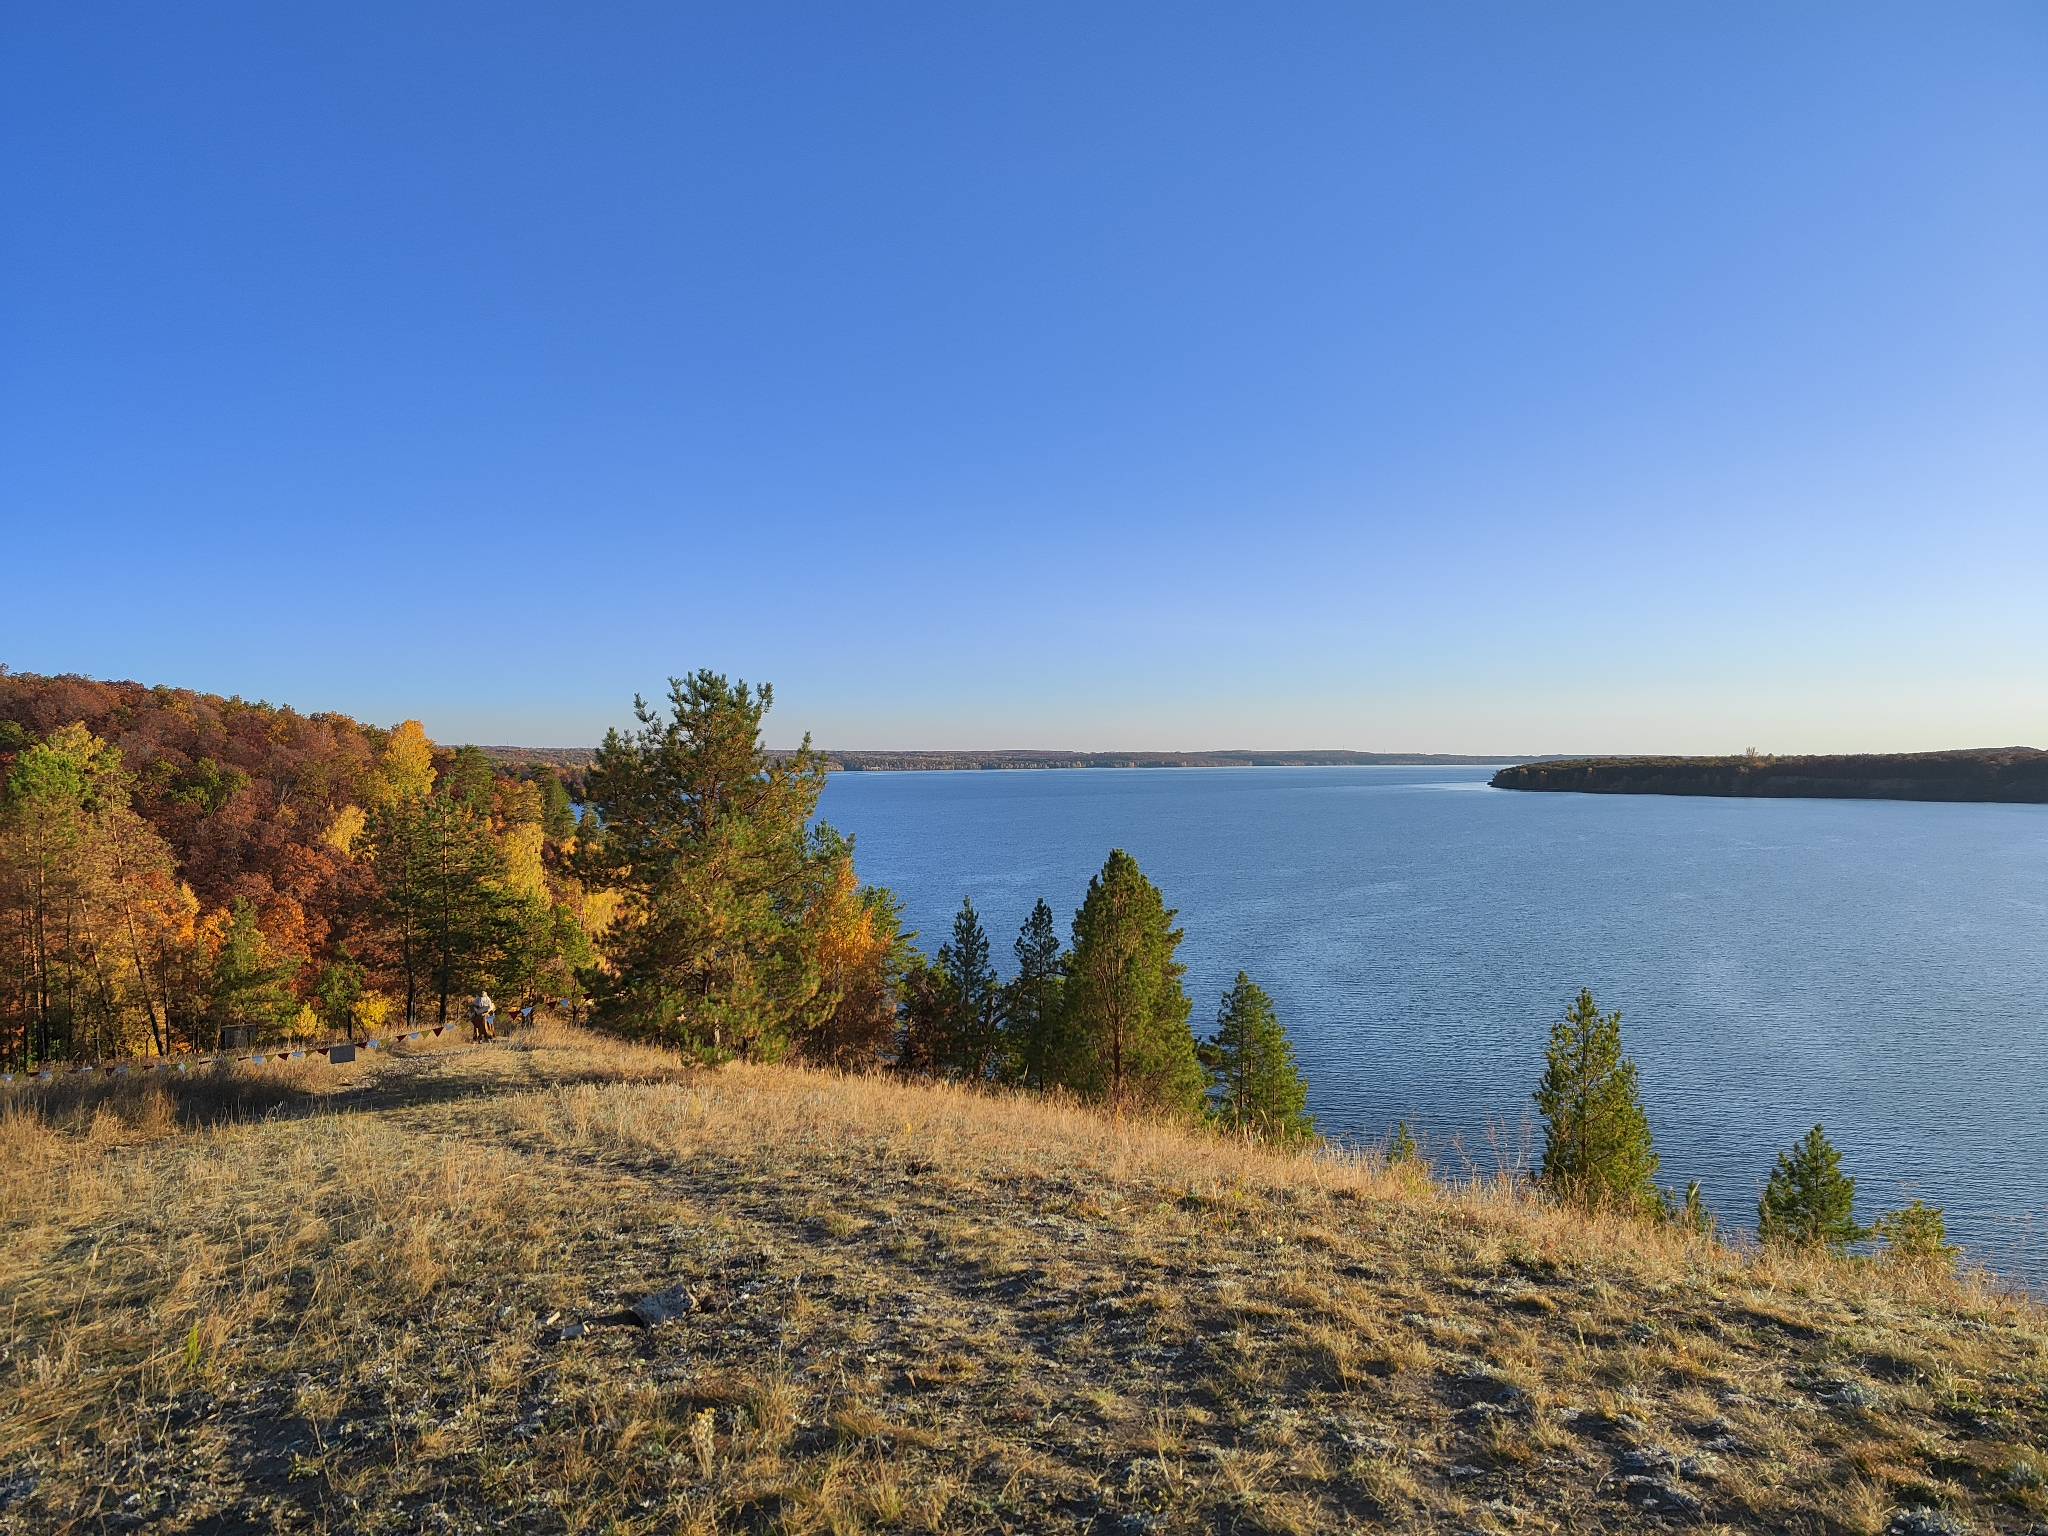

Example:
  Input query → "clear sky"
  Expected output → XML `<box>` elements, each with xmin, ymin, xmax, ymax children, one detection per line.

<box><xmin>4</xmin><ymin>4</ymin><xmax>2043</xmax><ymax>753</ymax></box>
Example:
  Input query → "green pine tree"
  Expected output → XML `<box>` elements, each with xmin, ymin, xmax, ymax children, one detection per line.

<box><xmin>371</xmin><ymin>784</ymin><xmax>539</xmax><ymax>1025</ymax></box>
<box><xmin>578</xmin><ymin>672</ymin><xmax>836</xmax><ymax>1060</ymax></box>
<box><xmin>314</xmin><ymin>953</ymin><xmax>367</xmax><ymax>1042</ymax></box>
<box><xmin>1387</xmin><ymin>1120</ymin><xmax>1420</xmax><ymax>1166</ymax></box>
<box><xmin>1203</xmin><ymin>972</ymin><xmax>1315</xmax><ymax>1144</ymax></box>
<box><xmin>1002</xmin><ymin>898</ymin><xmax>1066</xmax><ymax>1090</ymax></box>
<box><xmin>539</xmin><ymin>775</ymin><xmax>577</xmax><ymax>844</ymax></box>
<box><xmin>1758</xmin><ymin>1125</ymin><xmax>1867</xmax><ymax>1252</ymax></box>
<box><xmin>894</xmin><ymin>954</ymin><xmax>955</xmax><ymax>1078</ymax></box>
<box><xmin>206</xmin><ymin>899</ymin><xmax>300</xmax><ymax>1050</ymax></box>
<box><xmin>490</xmin><ymin>893</ymin><xmax>563</xmax><ymax>1006</ymax></box>
<box><xmin>1061</xmin><ymin>850</ymin><xmax>1205</xmax><ymax>1117</ymax></box>
<box><xmin>417</xmin><ymin>792</ymin><xmax>519</xmax><ymax>1027</ymax></box>
<box><xmin>444</xmin><ymin>745</ymin><xmax>497</xmax><ymax>816</ymax></box>
<box><xmin>937</xmin><ymin>897</ymin><xmax>1004</xmax><ymax>1079</ymax></box>
<box><xmin>367</xmin><ymin>793</ymin><xmax>434</xmax><ymax>1026</ymax></box>
<box><xmin>1534</xmin><ymin>988</ymin><xmax>1659</xmax><ymax>1212</ymax></box>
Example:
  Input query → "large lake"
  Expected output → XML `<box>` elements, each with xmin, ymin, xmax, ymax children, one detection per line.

<box><xmin>818</xmin><ymin>765</ymin><xmax>2048</xmax><ymax>1288</ymax></box>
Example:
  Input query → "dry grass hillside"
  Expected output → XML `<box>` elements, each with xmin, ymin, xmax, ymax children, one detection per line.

<box><xmin>2</xmin><ymin>1026</ymin><xmax>2045</xmax><ymax>1535</ymax></box>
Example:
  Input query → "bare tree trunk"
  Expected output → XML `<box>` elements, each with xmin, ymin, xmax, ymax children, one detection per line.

<box><xmin>118</xmin><ymin>892</ymin><xmax>167</xmax><ymax>1056</ymax></box>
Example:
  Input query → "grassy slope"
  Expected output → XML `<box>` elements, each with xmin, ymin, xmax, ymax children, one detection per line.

<box><xmin>2</xmin><ymin>1028</ymin><xmax>2045</xmax><ymax>1536</ymax></box>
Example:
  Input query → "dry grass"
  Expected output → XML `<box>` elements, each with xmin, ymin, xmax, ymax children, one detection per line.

<box><xmin>2</xmin><ymin>1024</ymin><xmax>2044</xmax><ymax>1534</ymax></box>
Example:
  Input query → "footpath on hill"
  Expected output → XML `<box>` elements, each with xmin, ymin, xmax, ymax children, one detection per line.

<box><xmin>2</xmin><ymin>1027</ymin><xmax>2045</xmax><ymax>1535</ymax></box>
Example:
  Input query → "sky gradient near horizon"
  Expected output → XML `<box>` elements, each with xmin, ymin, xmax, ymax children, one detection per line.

<box><xmin>4</xmin><ymin>4</ymin><xmax>2044</xmax><ymax>753</ymax></box>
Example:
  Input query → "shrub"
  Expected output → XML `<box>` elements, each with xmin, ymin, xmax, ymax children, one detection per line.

<box><xmin>1873</xmin><ymin>1201</ymin><xmax>1958</xmax><ymax>1273</ymax></box>
<box><xmin>1759</xmin><ymin>1125</ymin><xmax>1866</xmax><ymax>1252</ymax></box>
<box><xmin>1664</xmin><ymin>1179</ymin><xmax>1714</xmax><ymax>1236</ymax></box>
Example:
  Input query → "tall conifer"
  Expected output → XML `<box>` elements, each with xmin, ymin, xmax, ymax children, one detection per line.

<box><xmin>579</xmin><ymin>673</ymin><xmax>835</xmax><ymax>1059</ymax></box>
<box><xmin>937</xmin><ymin>896</ymin><xmax>1004</xmax><ymax>1079</ymax></box>
<box><xmin>1003</xmin><ymin>898</ymin><xmax>1065</xmax><ymax>1089</ymax></box>
<box><xmin>444</xmin><ymin>746</ymin><xmax>497</xmax><ymax>816</ymax></box>
<box><xmin>894</xmin><ymin>955</ymin><xmax>954</xmax><ymax>1078</ymax></box>
<box><xmin>539</xmin><ymin>775</ymin><xmax>577</xmax><ymax>844</ymax></box>
<box><xmin>1061</xmin><ymin>850</ymin><xmax>1205</xmax><ymax>1116</ymax></box>
<box><xmin>1204</xmin><ymin>972</ymin><xmax>1315</xmax><ymax>1144</ymax></box>
<box><xmin>1534</xmin><ymin>988</ymin><xmax>1659</xmax><ymax>1211</ymax></box>
<box><xmin>418</xmin><ymin>793</ymin><xmax>516</xmax><ymax>1025</ymax></box>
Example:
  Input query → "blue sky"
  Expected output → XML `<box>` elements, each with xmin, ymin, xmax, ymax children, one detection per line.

<box><xmin>4</xmin><ymin>4</ymin><xmax>2043</xmax><ymax>752</ymax></box>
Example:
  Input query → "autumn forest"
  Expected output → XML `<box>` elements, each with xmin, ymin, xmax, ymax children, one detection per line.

<box><xmin>0</xmin><ymin>669</ymin><xmax>614</xmax><ymax>1067</ymax></box>
<box><xmin>0</xmin><ymin>666</ymin><xmax>1316</xmax><ymax>1145</ymax></box>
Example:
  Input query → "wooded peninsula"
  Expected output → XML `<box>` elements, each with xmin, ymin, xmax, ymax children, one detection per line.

<box><xmin>1490</xmin><ymin>748</ymin><xmax>2048</xmax><ymax>803</ymax></box>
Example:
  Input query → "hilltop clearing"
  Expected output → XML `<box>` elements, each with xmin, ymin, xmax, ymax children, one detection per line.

<box><xmin>3</xmin><ymin>1027</ymin><xmax>2045</xmax><ymax>1534</ymax></box>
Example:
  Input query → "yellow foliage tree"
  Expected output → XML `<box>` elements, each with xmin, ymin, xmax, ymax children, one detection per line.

<box><xmin>353</xmin><ymin>993</ymin><xmax>395</xmax><ymax>1036</ymax></box>
<box><xmin>321</xmin><ymin>803</ymin><xmax>367</xmax><ymax>856</ymax></box>
<box><xmin>581</xmin><ymin>887</ymin><xmax>623</xmax><ymax>944</ymax></box>
<box><xmin>501</xmin><ymin>821</ymin><xmax>546</xmax><ymax>902</ymax></box>
<box><xmin>799</xmin><ymin>849</ymin><xmax>904</xmax><ymax>1068</ymax></box>
<box><xmin>373</xmin><ymin>721</ymin><xmax>436</xmax><ymax>805</ymax></box>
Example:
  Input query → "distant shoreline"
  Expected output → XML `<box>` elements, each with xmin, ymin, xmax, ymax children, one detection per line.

<box><xmin>1491</xmin><ymin>748</ymin><xmax>2048</xmax><ymax>805</ymax></box>
<box><xmin>480</xmin><ymin>744</ymin><xmax>2048</xmax><ymax>804</ymax></box>
<box><xmin>481</xmin><ymin>746</ymin><xmax>1551</xmax><ymax>773</ymax></box>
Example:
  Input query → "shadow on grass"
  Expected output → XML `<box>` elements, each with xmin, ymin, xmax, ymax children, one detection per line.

<box><xmin>5</xmin><ymin>1061</ymin><xmax>323</xmax><ymax>1132</ymax></box>
<box><xmin>3</xmin><ymin>1037</ymin><xmax>703</xmax><ymax>1135</ymax></box>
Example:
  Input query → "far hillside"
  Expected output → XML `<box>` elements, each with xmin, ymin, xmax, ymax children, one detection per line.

<box><xmin>1491</xmin><ymin>748</ymin><xmax>2048</xmax><ymax>804</ymax></box>
<box><xmin>478</xmin><ymin>745</ymin><xmax>1547</xmax><ymax>782</ymax></box>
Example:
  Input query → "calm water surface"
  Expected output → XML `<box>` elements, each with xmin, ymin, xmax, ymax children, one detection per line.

<box><xmin>818</xmin><ymin>766</ymin><xmax>2048</xmax><ymax>1286</ymax></box>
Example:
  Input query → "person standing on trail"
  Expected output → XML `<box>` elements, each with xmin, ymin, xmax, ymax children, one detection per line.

<box><xmin>469</xmin><ymin>989</ymin><xmax>496</xmax><ymax>1042</ymax></box>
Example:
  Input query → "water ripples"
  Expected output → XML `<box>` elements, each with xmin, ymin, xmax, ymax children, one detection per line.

<box><xmin>821</xmin><ymin>766</ymin><xmax>2048</xmax><ymax>1286</ymax></box>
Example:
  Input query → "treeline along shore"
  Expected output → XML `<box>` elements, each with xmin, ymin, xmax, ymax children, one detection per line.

<box><xmin>483</xmin><ymin>745</ymin><xmax>1544</xmax><ymax>776</ymax></box>
<box><xmin>785</xmin><ymin>748</ymin><xmax>1540</xmax><ymax>770</ymax></box>
<box><xmin>1491</xmin><ymin>747</ymin><xmax>2048</xmax><ymax>804</ymax></box>
<box><xmin>0</xmin><ymin>663</ymin><xmax>1993</xmax><ymax>1265</ymax></box>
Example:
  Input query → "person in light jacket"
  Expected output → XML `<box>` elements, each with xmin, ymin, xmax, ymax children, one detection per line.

<box><xmin>468</xmin><ymin>990</ymin><xmax>496</xmax><ymax>1042</ymax></box>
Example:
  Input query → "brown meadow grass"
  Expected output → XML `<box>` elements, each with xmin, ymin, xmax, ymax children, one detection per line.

<box><xmin>2</xmin><ymin>1023</ymin><xmax>2043</xmax><ymax>1533</ymax></box>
